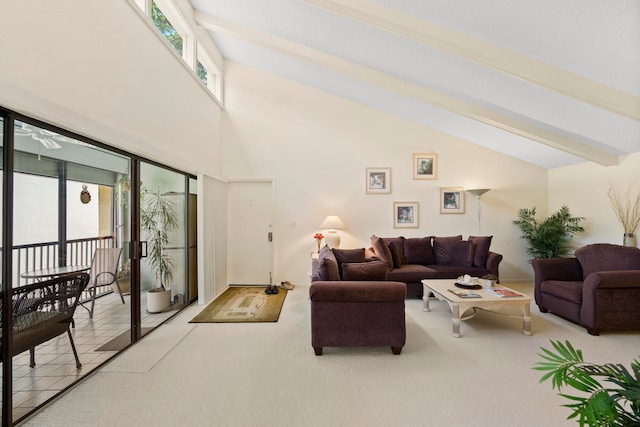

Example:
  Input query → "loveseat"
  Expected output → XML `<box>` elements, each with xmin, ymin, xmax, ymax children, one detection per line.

<box><xmin>532</xmin><ymin>243</ymin><xmax>640</xmax><ymax>335</ymax></box>
<box><xmin>311</xmin><ymin>235</ymin><xmax>502</xmax><ymax>297</ymax></box>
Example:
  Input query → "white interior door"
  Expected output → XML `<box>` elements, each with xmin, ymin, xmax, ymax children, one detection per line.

<box><xmin>227</xmin><ymin>181</ymin><xmax>273</xmax><ymax>285</ymax></box>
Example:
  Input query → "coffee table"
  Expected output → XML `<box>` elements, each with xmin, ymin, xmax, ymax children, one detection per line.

<box><xmin>422</xmin><ymin>279</ymin><xmax>532</xmax><ymax>338</ymax></box>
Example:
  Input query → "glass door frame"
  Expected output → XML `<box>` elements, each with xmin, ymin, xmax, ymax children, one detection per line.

<box><xmin>1</xmin><ymin>106</ymin><xmax>197</xmax><ymax>425</ymax></box>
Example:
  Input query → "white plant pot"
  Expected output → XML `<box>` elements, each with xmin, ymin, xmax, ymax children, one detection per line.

<box><xmin>147</xmin><ymin>288</ymin><xmax>171</xmax><ymax>313</ymax></box>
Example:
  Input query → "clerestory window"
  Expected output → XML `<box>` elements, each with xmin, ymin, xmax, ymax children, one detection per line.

<box><xmin>151</xmin><ymin>1</ymin><xmax>183</xmax><ymax>56</ymax></box>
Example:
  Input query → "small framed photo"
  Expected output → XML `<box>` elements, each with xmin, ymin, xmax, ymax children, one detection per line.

<box><xmin>366</xmin><ymin>168</ymin><xmax>391</xmax><ymax>194</ymax></box>
<box><xmin>440</xmin><ymin>187</ymin><xmax>465</xmax><ymax>214</ymax></box>
<box><xmin>394</xmin><ymin>202</ymin><xmax>419</xmax><ymax>228</ymax></box>
<box><xmin>413</xmin><ymin>153</ymin><xmax>438</xmax><ymax>180</ymax></box>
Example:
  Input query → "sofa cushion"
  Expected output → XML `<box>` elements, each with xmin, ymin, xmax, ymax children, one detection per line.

<box><xmin>540</xmin><ymin>280</ymin><xmax>583</xmax><ymax>304</ymax></box>
<box><xmin>333</xmin><ymin>248</ymin><xmax>365</xmax><ymax>278</ymax></box>
<box><xmin>388</xmin><ymin>241</ymin><xmax>404</xmax><ymax>268</ymax></box>
<box><xmin>450</xmin><ymin>240</ymin><xmax>473</xmax><ymax>267</ymax></box>
<box><xmin>575</xmin><ymin>243</ymin><xmax>640</xmax><ymax>279</ymax></box>
<box><xmin>342</xmin><ymin>261</ymin><xmax>388</xmax><ymax>281</ymax></box>
<box><xmin>427</xmin><ymin>265</ymin><xmax>487</xmax><ymax>278</ymax></box>
<box><xmin>433</xmin><ymin>235</ymin><xmax>462</xmax><ymax>265</ymax></box>
<box><xmin>318</xmin><ymin>245</ymin><xmax>340</xmax><ymax>281</ymax></box>
<box><xmin>371</xmin><ymin>235</ymin><xmax>393</xmax><ymax>269</ymax></box>
<box><xmin>403</xmin><ymin>237</ymin><xmax>435</xmax><ymax>265</ymax></box>
<box><xmin>387</xmin><ymin>264</ymin><xmax>438</xmax><ymax>282</ymax></box>
<box><xmin>469</xmin><ymin>235</ymin><xmax>493</xmax><ymax>267</ymax></box>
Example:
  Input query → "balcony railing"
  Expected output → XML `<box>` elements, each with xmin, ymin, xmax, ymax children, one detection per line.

<box><xmin>10</xmin><ymin>236</ymin><xmax>117</xmax><ymax>301</ymax></box>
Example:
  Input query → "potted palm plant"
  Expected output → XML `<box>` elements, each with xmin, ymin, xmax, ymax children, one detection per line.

<box><xmin>513</xmin><ymin>205</ymin><xmax>584</xmax><ymax>260</ymax></box>
<box><xmin>140</xmin><ymin>187</ymin><xmax>178</xmax><ymax>313</ymax></box>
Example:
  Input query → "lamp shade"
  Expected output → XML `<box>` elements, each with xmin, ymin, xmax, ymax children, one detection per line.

<box><xmin>319</xmin><ymin>215</ymin><xmax>346</xmax><ymax>230</ymax></box>
<box><xmin>467</xmin><ymin>188</ymin><xmax>491</xmax><ymax>197</ymax></box>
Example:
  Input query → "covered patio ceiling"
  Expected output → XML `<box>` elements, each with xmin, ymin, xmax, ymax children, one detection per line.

<box><xmin>190</xmin><ymin>0</ymin><xmax>640</xmax><ymax>169</ymax></box>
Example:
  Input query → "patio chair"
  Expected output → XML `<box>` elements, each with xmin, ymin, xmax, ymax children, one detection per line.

<box><xmin>0</xmin><ymin>272</ymin><xmax>90</xmax><ymax>369</ymax></box>
<box><xmin>81</xmin><ymin>247</ymin><xmax>125</xmax><ymax>319</ymax></box>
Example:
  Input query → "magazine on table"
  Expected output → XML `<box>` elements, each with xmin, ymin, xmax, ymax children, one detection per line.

<box><xmin>448</xmin><ymin>289</ymin><xmax>481</xmax><ymax>298</ymax></box>
<box><xmin>490</xmin><ymin>288</ymin><xmax>522</xmax><ymax>298</ymax></box>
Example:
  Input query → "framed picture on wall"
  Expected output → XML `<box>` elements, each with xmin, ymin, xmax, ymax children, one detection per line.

<box><xmin>413</xmin><ymin>153</ymin><xmax>438</xmax><ymax>180</ymax></box>
<box><xmin>393</xmin><ymin>202</ymin><xmax>419</xmax><ymax>228</ymax></box>
<box><xmin>440</xmin><ymin>187</ymin><xmax>465</xmax><ymax>214</ymax></box>
<box><xmin>366</xmin><ymin>167</ymin><xmax>391</xmax><ymax>194</ymax></box>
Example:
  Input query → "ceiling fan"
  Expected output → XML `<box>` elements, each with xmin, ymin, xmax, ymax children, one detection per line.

<box><xmin>14</xmin><ymin>122</ymin><xmax>70</xmax><ymax>149</ymax></box>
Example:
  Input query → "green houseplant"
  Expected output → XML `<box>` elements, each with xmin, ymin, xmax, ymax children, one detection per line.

<box><xmin>513</xmin><ymin>205</ymin><xmax>584</xmax><ymax>259</ymax></box>
<box><xmin>140</xmin><ymin>187</ymin><xmax>178</xmax><ymax>312</ymax></box>
<box><xmin>534</xmin><ymin>340</ymin><xmax>640</xmax><ymax>426</ymax></box>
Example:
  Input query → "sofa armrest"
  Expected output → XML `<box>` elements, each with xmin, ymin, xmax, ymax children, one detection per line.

<box><xmin>486</xmin><ymin>251</ymin><xmax>503</xmax><ymax>278</ymax></box>
<box><xmin>532</xmin><ymin>258</ymin><xmax>582</xmax><ymax>284</ymax></box>
<box><xmin>309</xmin><ymin>281</ymin><xmax>406</xmax><ymax>302</ymax></box>
<box><xmin>311</xmin><ymin>259</ymin><xmax>320</xmax><ymax>282</ymax></box>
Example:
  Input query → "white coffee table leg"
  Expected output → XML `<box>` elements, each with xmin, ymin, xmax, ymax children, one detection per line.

<box><xmin>451</xmin><ymin>302</ymin><xmax>462</xmax><ymax>338</ymax></box>
<box><xmin>521</xmin><ymin>303</ymin><xmax>532</xmax><ymax>335</ymax></box>
<box><xmin>423</xmin><ymin>285</ymin><xmax>433</xmax><ymax>312</ymax></box>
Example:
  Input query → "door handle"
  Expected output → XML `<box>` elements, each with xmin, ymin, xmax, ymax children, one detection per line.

<box><xmin>268</xmin><ymin>232</ymin><xmax>273</xmax><ymax>242</ymax></box>
<box><xmin>139</xmin><ymin>241</ymin><xmax>148</xmax><ymax>258</ymax></box>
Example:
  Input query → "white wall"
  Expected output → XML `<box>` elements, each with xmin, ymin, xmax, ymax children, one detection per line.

<box><xmin>222</xmin><ymin>61</ymin><xmax>548</xmax><ymax>284</ymax></box>
<box><xmin>0</xmin><ymin>1</ymin><xmax>223</xmax><ymax>178</ymax></box>
<box><xmin>549</xmin><ymin>152</ymin><xmax>640</xmax><ymax>248</ymax></box>
<box><xmin>0</xmin><ymin>1</ymin><xmax>226</xmax><ymax>301</ymax></box>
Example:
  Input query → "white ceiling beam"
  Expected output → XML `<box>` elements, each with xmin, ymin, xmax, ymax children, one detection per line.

<box><xmin>301</xmin><ymin>0</ymin><xmax>640</xmax><ymax>122</ymax></box>
<box><xmin>195</xmin><ymin>11</ymin><xmax>619</xmax><ymax>166</ymax></box>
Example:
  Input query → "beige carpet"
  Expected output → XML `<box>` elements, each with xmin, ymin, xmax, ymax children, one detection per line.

<box><xmin>189</xmin><ymin>286</ymin><xmax>288</xmax><ymax>323</ymax></box>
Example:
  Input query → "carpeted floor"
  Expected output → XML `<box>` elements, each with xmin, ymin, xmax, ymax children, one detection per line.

<box><xmin>24</xmin><ymin>282</ymin><xmax>640</xmax><ymax>427</ymax></box>
<box><xmin>189</xmin><ymin>286</ymin><xmax>288</xmax><ymax>323</ymax></box>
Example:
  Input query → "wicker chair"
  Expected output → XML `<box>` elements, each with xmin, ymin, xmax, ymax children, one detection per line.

<box><xmin>0</xmin><ymin>273</ymin><xmax>89</xmax><ymax>369</ymax></box>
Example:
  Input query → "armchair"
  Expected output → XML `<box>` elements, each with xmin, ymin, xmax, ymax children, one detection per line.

<box><xmin>532</xmin><ymin>243</ymin><xmax>640</xmax><ymax>335</ymax></box>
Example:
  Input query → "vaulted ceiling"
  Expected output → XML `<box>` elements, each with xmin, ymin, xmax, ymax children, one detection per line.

<box><xmin>189</xmin><ymin>0</ymin><xmax>640</xmax><ymax>169</ymax></box>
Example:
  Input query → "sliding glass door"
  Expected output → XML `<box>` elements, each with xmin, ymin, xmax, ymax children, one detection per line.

<box><xmin>139</xmin><ymin>162</ymin><xmax>195</xmax><ymax>327</ymax></box>
<box><xmin>1</xmin><ymin>109</ymin><xmax>198</xmax><ymax>425</ymax></box>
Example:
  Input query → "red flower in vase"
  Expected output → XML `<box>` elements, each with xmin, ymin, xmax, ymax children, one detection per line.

<box><xmin>314</xmin><ymin>233</ymin><xmax>324</xmax><ymax>252</ymax></box>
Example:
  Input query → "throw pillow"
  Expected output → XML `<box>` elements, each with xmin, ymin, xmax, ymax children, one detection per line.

<box><xmin>317</xmin><ymin>245</ymin><xmax>340</xmax><ymax>281</ymax></box>
<box><xmin>382</xmin><ymin>237</ymin><xmax>405</xmax><ymax>264</ymax></box>
<box><xmin>371</xmin><ymin>235</ymin><xmax>393</xmax><ymax>269</ymax></box>
<box><xmin>469</xmin><ymin>235</ymin><xmax>493</xmax><ymax>267</ymax></box>
<box><xmin>341</xmin><ymin>261</ymin><xmax>388</xmax><ymax>281</ymax></box>
<box><xmin>433</xmin><ymin>235</ymin><xmax>463</xmax><ymax>265</ymax></box>
<box><xmin>388</xmin><ymin>241</ymin><xmax>404</xmax><ymax>268</ymax></box>
<box><xmin>450</xmin><ymin>240</ymin><xmax>473</xmax><ymax>267</ymax></box>
<box><xmin>333</xmin><ymin>248</ymin><xmax>366</xmax><ymax>279</ymax></box>
<box><xmin>403</xmin><ymin>237</ymin><xmax>435</xmax><ymax>265</ymax></box>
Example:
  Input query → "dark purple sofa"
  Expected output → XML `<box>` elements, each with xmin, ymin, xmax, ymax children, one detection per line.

<box><xmin>309</xmin><ymin>281</ymin><xmax>406</xmax><ymax>355</ymax></box>
<box><xmin>532</xmin><ymin>243</ymin><xmax>640</xmax><ymax>335</ymax></box>
<box><xmin>311</xmin><ymin>235</ymin><xmax>502</xmax><ymax>298</ymax></box>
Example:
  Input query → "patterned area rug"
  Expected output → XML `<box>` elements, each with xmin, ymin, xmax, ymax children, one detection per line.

<box><xmin>190</xmin><ymin>286</ymin><xmax>288</xmax><ymax>323</ymax></box>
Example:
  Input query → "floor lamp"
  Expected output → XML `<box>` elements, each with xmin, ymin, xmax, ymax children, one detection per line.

<box><xmin>319</xmin><ymin>215</ymin><xmax>346</xmax><ymax>248</ymax></box>
<box><xmin>467</xmin><ymin>189</ymin><xmax>490</xmax><ymax>235</ymax></box>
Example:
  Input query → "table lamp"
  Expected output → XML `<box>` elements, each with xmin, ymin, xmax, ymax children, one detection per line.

<box><xmin>319</xmin><ymin>215</ymin><xmax>346</xmax><ymax>248</ymax></box>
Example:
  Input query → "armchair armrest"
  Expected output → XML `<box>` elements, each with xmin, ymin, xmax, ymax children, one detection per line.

<box><xmin>583</xmin><ymin>270</ymin><xmax>640</xmax><ymax>291</ymax></box>
<box><xmin>532</xmin><ymin>258</ymin><xmax>582</xmax><ymax>285</ymax></box>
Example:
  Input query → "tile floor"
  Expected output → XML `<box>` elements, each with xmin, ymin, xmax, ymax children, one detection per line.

<box><xmin>1</xmin><ymin>290</ymin><xmax>180</xmax><ymax>423</ymax></box>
